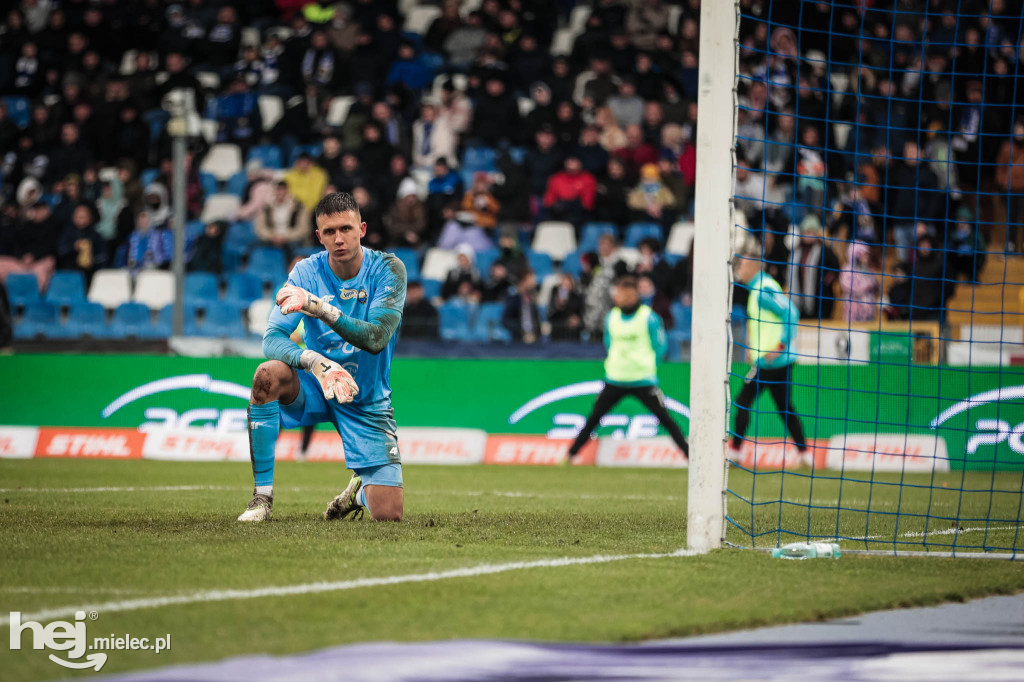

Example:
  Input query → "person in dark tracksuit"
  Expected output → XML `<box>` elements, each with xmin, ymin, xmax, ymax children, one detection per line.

<box><xmin>566</xmin><ymin>275</ymin><xmax>689</xmax><ymax>462</ymax></box>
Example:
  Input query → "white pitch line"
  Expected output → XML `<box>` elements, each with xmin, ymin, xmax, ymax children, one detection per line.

<box><xmin>0</xmin><ymin>485</ymin><xmax>236</xmax><ymax>493</ymax></box>
<box><xmin>0</xmin><ymin>549</ymin><xmax>700</xmax><ymax>628</ymax></box>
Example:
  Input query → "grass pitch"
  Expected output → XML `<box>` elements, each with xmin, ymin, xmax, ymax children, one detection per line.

<box><xmin>2</xmin><ymin>460</ymin><xmax>1022</xmax><ymax>680</ymax></box>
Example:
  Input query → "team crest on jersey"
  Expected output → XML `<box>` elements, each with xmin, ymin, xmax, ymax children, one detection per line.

<box><xmin>339</xmin><ymin>288</ymin><xmax>368</xmax><ymax>303</ymax></box>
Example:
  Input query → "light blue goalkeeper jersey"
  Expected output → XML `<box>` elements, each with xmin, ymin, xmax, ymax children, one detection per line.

<box><xmin>265</xmin><ymin>247</ymin><xmax>407</xmax><ymax>407</ymax></box>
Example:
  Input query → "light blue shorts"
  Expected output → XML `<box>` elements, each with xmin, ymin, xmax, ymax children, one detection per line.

<box><xmin>279</xmin><ymin>370</ymin><xmax>401</xmax><ymax>469</ymax></box>
<box><xmin>354</xmin><ymin>462</ymin><xmax>403</xmax><ymax>488</ymax></box>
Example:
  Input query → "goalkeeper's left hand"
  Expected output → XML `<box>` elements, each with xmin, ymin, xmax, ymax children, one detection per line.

<box><xmin>276</xmin><ymin>285</ymin><xmax>340</xmax><ymax>323</ymax></box>
<box><xmin>300</xmin><ymin>350</ymin><xmax>358</xmax><ymax>404</ymax></box>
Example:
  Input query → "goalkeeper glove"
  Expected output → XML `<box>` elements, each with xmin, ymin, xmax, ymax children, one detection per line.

<box><xmin>276</xmin><ymin>285</ymin><xmax>341</xmax><ymax>324</ymax></box>
<box><xmin>300</xmin><ymin>350</ymin><xmax>358</xmax><ymax>404</ymax></box>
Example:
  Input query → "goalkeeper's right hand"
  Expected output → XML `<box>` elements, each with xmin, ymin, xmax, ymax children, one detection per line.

<box><xmin>300</xmin><ymin>351</ymin><xmax>358</xmax><ymax>404</ymax></box>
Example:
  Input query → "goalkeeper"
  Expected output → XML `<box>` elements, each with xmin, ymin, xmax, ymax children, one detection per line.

<box><xmin>730</xmin><ymin>240</ymin><xmax>808</xmax><ymax>458</ymax></box>
<box><xmin>238</xmin><ymin>192</ymin><xmax>407</xmax><ymax>523</ymax></box>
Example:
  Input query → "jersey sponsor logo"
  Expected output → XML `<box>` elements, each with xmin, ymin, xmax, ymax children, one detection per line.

<box><xmin>339</xmin><ymin>288</ymin><xmax>368</xmax><ymax>303</ymax></box>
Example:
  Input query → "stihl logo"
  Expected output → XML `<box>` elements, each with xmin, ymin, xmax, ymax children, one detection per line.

<box><xmin>46</xmin><ymin>435</ymin><xmax>132</xmax><ymax>457</ymax></box>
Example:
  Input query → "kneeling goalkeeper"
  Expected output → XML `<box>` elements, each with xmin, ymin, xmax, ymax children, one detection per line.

<box><xmin>566</xmin><ymin>275</ymin><xmax>689</xmax><ymax>462</ymax></box>
<box><xmin>238</xmin><ymin>192</ymin><xmax>407</xmax><ymax>523</ymax></box>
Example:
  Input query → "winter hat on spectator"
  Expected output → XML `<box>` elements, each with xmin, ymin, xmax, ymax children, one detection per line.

<box><xmin>397</xmin><ymin>177</ymin><xmax>420</xmax><ymax>200</ymax></box>
<box><xmin>799</xmin><ymin>213</ymin><xmax>823</xmax><ymax>236</ymax></box>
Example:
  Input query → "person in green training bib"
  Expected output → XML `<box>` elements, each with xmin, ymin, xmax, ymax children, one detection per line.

<box><xmin>730</xmin><ymin>240</ymin><xmax>808</xmax><ymax>458</ymax></box>
<box><xmin>566</xmin><ymin>275</ymin><xmax>689</xmax><ymax>462</ymax></box>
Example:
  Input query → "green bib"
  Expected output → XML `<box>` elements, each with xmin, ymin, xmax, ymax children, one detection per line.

<box><xmin>747</xmin><ymin>273</ymin><xmax>784</xmax><ymax>364</ymax></box>
<box><xmin>605</xmin><ymin>305</ymin><xmax>657</xmax><ymax>383</ymax></box>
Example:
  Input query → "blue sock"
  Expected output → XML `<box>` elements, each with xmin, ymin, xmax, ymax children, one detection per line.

<box><xmin>248</xmin><ymin>402</ymin><xmax>280</xmax><ymax>492</ymax></box>
<box><xmin>356</xmin><ymin>486</ymin><xmax>369</xmax><ymax>514</ymax></box>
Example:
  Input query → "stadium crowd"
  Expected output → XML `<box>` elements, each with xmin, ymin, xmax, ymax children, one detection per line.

<box><xmin>0</xmin><ymin>0</ymin><xmax>1014</xmax><ymax>349</ymax></box>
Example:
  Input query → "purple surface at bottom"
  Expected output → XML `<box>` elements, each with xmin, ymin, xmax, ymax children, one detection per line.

<box><xmin>102</xmin><ymin>639</ymin><xmax>1024</xmax><ymax>682</ymax></box>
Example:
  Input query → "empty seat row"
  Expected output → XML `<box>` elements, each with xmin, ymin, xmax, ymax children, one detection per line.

<box><xmin>531</xmin><ymin>221</ymin><xmax>696</xmax><ymax>261</ymax></box>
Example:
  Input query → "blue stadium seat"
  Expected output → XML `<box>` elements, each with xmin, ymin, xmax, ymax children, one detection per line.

<box><xmin>197</xmin><ymin>301</ymin><xmax>246</xmax><ymax>338</ymax></box>
<box><xmin>438</xmin><ymin>301</ymin><xmax>471</xmax><ymax>341</ymax></box>
<box><xmin>560</xmin><ymin>249</ymin><xmax>584</xmax><ymax>276</ymax></box>
<box><xmin>247</xmin><ymin>144</ymin><xmax>283</xmax><ymax>169</ymax></box>
<box><xmin>527</xmin><ymin>251</ymin><xmax>554</xmax><ymax>279</ymax></box>
<box><xmin>388</xmin><ymin>247</ymin><xmax>421</xmax><ymax>281</ymax></box>
<box><xmin>421</xmin><ymin>279</ymin><xmax>442</xmax><ymax>300</ymax></box>
<box><xmin>185</xmin><ymin>220</ymin><xmax>206</xmax><ymax>244</ymax></box>
<box><xmin>224</xmin><ymin>171</ymin><xmax>248</xmax><ymax>198</ymax></box>
<box><xmin>476</xmin><ymin>302</ymin><xmax>511</xmax><ymax>343</ymax></box>
<box><xmin>461</xmin><ymin>145</ymin><xmax>497</xmax><ymax>172</ymax></box>
<box><xmin>111</xmin><ymin>302</ymin><xmax>157</xmax><ymax>339</ymax></box>
<box><xmin>246</xmin><ymin>247</ymin><xmax>287</xmax><ymax>286</ymax></box>
<box><xmin>140</xmin><ymin>168</ymin><xmax>160</xmax><ymax>188</ymax></box>
<box><xmin>45</xmin><ymin>271</ymin><xmax>86</xmax><ymax>307</ymax></box>
<box><xmin>288</xmin><ymin>143</ymin><xmax>323</xmax><ymax>166</ymax></box>
<box><xmin>6</xmin><ymin>273</ymin><xmax>39</xmax><ymax>308</ymax></box>
<box><xmin>64</xmin><ymin>301</ymin><xmax>111</xmax><ymax>339</ymax></box>
<box><xmin>3</xmin><ymin>96</ymin><xmax>30</xmax><ymax>128</ymax></box>
<box><xmin>222</xmin><ymin>221</ymin><xmax>257</xmax><ymax>271</ymax></box>
<box><xmin>625</xmin><ymin>222</ymin><xmax>664</xmax><ymax>247</ymax></box>
<box><xmin>157</xmin><ymin>304</ymin><xmax>202</xmax><ymax>336</ymax></box>
<box><xmin>475</xmin><ymin>248</ymin><xmax>500</xmax><ymax>275</ymax></box>
<box><xmin>142</xmin><ymin>109</ymin><xmax>169</xmax><ymax>143</ymax></box>
<box><xmin>670</xmin><ymin>302</ymin><xmax>692</xmax><ymax>338</ymax></box>
<box><xmin>199</xmin><ymin>171</ymin><xmax>220</xmax><ymax>197</ymax></box>
<box><xmin>184</xmin><ymin>272</ymin><xmax>220</xmax><ymax>307</ymax></box>
<box><xmin>579</xmin><ymin>223</ymin><xmax>618</xmax><ymax>253</ymax></box>
<box><xmin>14</xmin><ymin>302</ymin><xmax>60</xmax><ymax>339</ymax></box>
<box><xmin>224</xmin><ymin>272</ymin><xmax>264</xmax><ymax>308</ymax></box>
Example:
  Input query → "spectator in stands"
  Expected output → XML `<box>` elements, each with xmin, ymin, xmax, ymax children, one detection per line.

<box><xmin>301</xmin><ymin>30</ymin><xmax>340</xmax><ymax>105</ymax></box>
<box><xmin>482</xmin><ymin>260</ymin><xmax>514</xmax><ymax>302</ymax></box>
<box><xmin>331</xmin><ymin>153</ymin><xmax>368</xmax><ymax>195</ymax></box>
<box><xmin>317</xmin><ymin>135</ymin><xmax>344</xmax><ymax>179</ymax></box>
<box><xmin>156</xmin><ymin>52</ymin><xmax>205</xmax><ymax>114</ymax></box>
<box><xmin>511</xmin><ymin>34</ymin><xmax>550</xmax><ymax>93</ymax></box>
<box><xmin>502</xmin><ymin>269</ymin><xmax>541</xmax><ymax>344</ymax></box>
<box><xmin>437</xmin><ymin>204</ymin><xmax>494</xmax><ymax>253</ymax></box>
<box><xmin>351</xmin><ymin>185</ymin><xmax>385</xmax><ymax>245</ymax></box>
<box><xmin>255</xmin><ymin>181</ymin><xmax>310</xmax><ymax>255</ymax></box>
<box><xmin>155</xmin><ymin>152</ymin><xmax>203</xmax><ymax>220</ymax></box>
<box><xmin>583</xmin><ymin>233</ymin><xmax>626</xmax><ymax>338</ymax></box>
<box><xmin>189</xmin><ymin>220</ymin><xmax>226</xmax><ymax>274</ymax></box>
<box><xmin>94</xmin><ymin>171</ymin><xmax>126</xmax><ymax>254</ymax></box>
<box><xmin>461</xmin><ymin>172</ymin><xmax>501</xmax><ymax>231</ymax></box>
<box><xmin>48</xmin><ymin>123</ymin><xmax>92</xmax><ymax>183</ymax></box>
<box><xmin>574</xmin><ymin>123</ymin><xmax>610</xmax><ymax>176</ymax></box>
<box><xmin>378</xmin><ymin>153</ymin><xmax>415</xmax><ymax>210</ymax></box>
<box><xmin>949</xmin><ymin>207</ymin><xmax>986</xmax><ymax>283</ymax></box>
<box><xmin>235</xmin><ymin>161</ymin><xmax>275</xmax><ymax>222</ymax></box>
<box><xmin>607</xmin><ymin>79</ymin><xmax>645</xmax><ymax>129</ymax></box>
<box><xmin>126</xmin><ymin>211</ymin><xmax>172</xmax><ymax>272</ymax></box>
<box><xmin>786</xmin><ymin>215</ymin><xmax>840</xmax><ymax>321</ymax></box>
<box><xmin>386</xmin><ymin>39</ymin><xmax>432</xmax><ymax>93</ymax></box>
<box><xmin>384</xmin><ymin>178</ymin><xmax>427</xmax><ymax>248</ymax></box>
<box><xmin>357</xmin><ymin>121</ymin><xmax>396</xmax><ymax>179</ymax></box>
<box><xmin>542</xmin><ymin>154</ymin><xmax>596</xmax><ymax>226</ymax></box>
<box><xmin>551</xmin><ymin>100</ymin><xmax>582</xmax><ymax>152</ymax></box>
<box><xmin>839</xmin><ymin>241</ymin><xmax>880</xmax><ymax>322</ymax></box>
<box><xmin>525</xmin><ymin>125</ymin><xmax>564</xmax><ymax>205</ymax></box>
<box><xmin>594</xmin><ymin>157</ymin><xmax>632</xmax><ymax>227</ymax></box>
<box><xmin>470</xmin><ymin>75</ymin><xmax>521</xmax><ymax>148</ymax></box>
<box><xmin>659</xmin><ymin>149</ymin><xmax>692</xmax><ymax>217</ymax></box>
<box><xmin>402</xmin><ymin>281</ymin><xmax>439</xmax><ymax>339</ymax></box>
<box><xmin>614</xmin><ymin>124</ymin><xmax>658</xmax><ymax>180</ymax></box>
<box><xmin>56</xmin><ymin>204</ymin><xmax>106</xmax><ymax>280</ymax></box>
<box><xmin>889</xmin><ymin>141</ymin><xmax>942</xmax><ymax>257</ymax></box>
<box><xmin>626</xmin><ymin>0</ymin><xmax>670</xmax><ymax>51</ymax></box>
<box><xmin>0</xmin><ymin>197</ymin><xmax>57</xmax><ymax>289</ymax></box>
<box><xmin>579</xmin><ymin>56</ymin><xmax>619</xmax><ymax>108</ymax></box>
<box><xmin>627</xmin><ymin>162</ymin><xmax>676</xmax><ymax>226</ymax></box>
<box><xmin>634</xmin><ymin>238</ymin><xmax>678</xmax><ymax>300</ymax></box>
<box><xmin>372</xmin><ymin>100</ymin><xmax>412</xmax><ymax>159</ymax></box>
<box><xmin>437</xmin><ymin>78</ymin><xmax>473</xmax><ymax>137</ymax></box>
<box><xmin>547</xmin><ymin>272</ymin><xmax>585</xmax><ymax>341</ymax></box>
<box><xmin>887</xmin><ymin>235</ymin><xmax>950</xmax><ymax>321</ymax></box>
<box><xmin>110</xmin><ymin>104</ymin><xmax>151</xmax><ymax>172</ymax></box>
<box><xmin>523</xmin><ymin>82</ymin><xmax>554</xmax><ymax>138</ymax></box>
<box><xmin>443</xmin><ymin>10</ymin><xmax>487</xmax><ymax>71</ymax></box>
<box><xmin>142</xmin><ymin>183</ymin><xmax>171</xmax><ymax>231</ymax></box>
<box><xmin>425</xmin><ymin>0</ymin><xmax>463</xmax><ymax>56</ymax></box>
<box><xmin>413</xmin><ymin>100</ymin><xmax>458</xmax><ymax>172</ymax></box>
<box><xmin>205</xmin><ymin>6</ymin><xmax>242</xmax><ymax>72</ymax></box>
<box><xmin>996</xmin><ymin>119</ymin><xmax>1024</xmax><ymax>253</ymax></box>
<box><xmin>442</xmin><ymin>245</ymin><xmax>483</xmax><ymax>301</ymax></box>
<box><xmin>283</xmin><ymin>153</ymin><xmax>328</xmax><ymax>212</ymax></box>
<box><xmin>795</xmin><ymin>125</ymin><xmax>827</xmax><ymax>218</ymax></box>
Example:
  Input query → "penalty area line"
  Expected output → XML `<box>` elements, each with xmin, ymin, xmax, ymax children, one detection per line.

<box><xmin>0</xmin><ymin>549</ymin><xmax>701</xmax><ymax>627</ymax></box>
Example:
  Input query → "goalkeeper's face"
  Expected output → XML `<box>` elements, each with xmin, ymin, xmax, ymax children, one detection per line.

<box><xmin>316</xmin><ymin>210</ymin><xmax>366</xmax><ymax>267</ymax></box>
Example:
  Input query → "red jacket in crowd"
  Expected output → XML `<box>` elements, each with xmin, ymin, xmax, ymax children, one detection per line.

<box><xmin>543</xmin><ymin>170</ymin><xmax>597</xmax><ymax>210</ymax></box>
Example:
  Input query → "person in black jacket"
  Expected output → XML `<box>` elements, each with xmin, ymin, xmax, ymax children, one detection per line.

<box><xmin>401</xmin><ymin>281</ymin><xmax>439</xmax><ymax>339</ymax></box>
<box><xmin>469</xmin><ymin>75</ymin><xmax>521</xmax><ymax>147</ymax></box>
